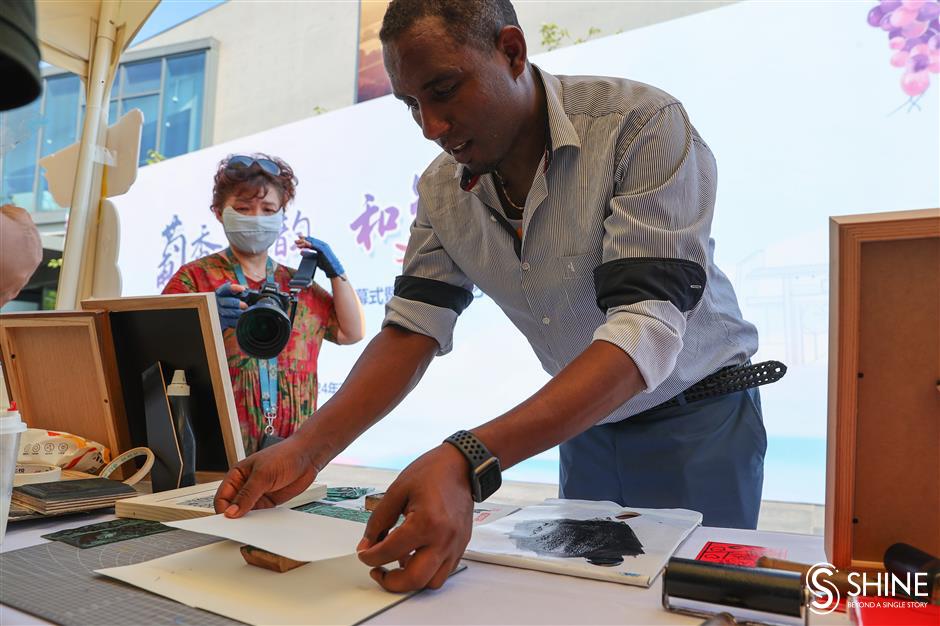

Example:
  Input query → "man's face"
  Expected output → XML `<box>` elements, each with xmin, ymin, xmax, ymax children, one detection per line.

<box><xmin>383</xmin><ymin>17</ymin><xmax>524</xmax><ymax>176</ymax></box>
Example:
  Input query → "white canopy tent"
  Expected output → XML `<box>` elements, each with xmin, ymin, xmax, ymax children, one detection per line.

<box><xmin>35</xmin><ymin>0</ymin><xmax>159</xmax><ymax>309</ymax></box>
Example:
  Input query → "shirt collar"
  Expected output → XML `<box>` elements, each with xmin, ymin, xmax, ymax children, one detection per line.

<box><xmin>457</xmin><ymin>65</ymin><xmax>580</xmax><ymax>192</ymax></box>
<box><xmin>534</xmin><ymin>64</ymin><xmax>581</xmax><ymax>154</ymax></box>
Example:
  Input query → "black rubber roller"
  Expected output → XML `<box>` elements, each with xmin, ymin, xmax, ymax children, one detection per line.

<box><xmin>664</xmin><ymin>557</ymin><xmax>805</xmax><ymax>617</ymax></box>
<box><xmin>884</xmin><ymin>543</ymin><xmax>940</xmax><ymax>603</ymax></box>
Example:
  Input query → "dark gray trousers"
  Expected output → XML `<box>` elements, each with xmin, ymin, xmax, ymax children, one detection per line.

<box><xmin>559</xmin><ymin>388</ymin><xmax>766</xmax><ymax>529</ymax></box>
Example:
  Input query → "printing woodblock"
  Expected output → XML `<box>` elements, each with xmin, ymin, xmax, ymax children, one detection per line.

<box><xmin>240</xmin><ymin>544</ymin><xmax>308</xmax><ymax>572</ymax></box>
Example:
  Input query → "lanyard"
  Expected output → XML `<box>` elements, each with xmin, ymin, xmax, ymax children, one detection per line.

<box><xmin>227</xmin><ymin>249</ymin><xmax>279</xmax><ymax>435</ymax></box>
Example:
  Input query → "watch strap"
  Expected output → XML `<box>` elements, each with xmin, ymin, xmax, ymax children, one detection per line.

<box><xmin>444</xmin><ymin>430</ymin><xmax>501</xmax><ymax>502</ymax></box>
<box><xmin>444</xmin><ymin>430</ymin><xmax>493</xmax><ymax>468</ymax></box>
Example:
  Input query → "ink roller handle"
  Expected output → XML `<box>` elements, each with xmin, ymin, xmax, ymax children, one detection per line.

<box><xmin>663</xmin><ymin>557</ymin><xmax>805</xmax><ymax>618</ymax></box>
<box><xmin>756</xmin><ymin>556</ymin><xmax>857</xmax><ymax>596</ymax></box>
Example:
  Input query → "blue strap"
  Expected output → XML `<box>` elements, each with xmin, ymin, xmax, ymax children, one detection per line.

<box><xmin>258</xmin><ymin>358</ymin><xmax>277</xmax><ymax>425</ymax></box>
<box><xmin>227</xmin><ymin>249</ymin><xmax>279</xmax><ymax>432</ymax></box>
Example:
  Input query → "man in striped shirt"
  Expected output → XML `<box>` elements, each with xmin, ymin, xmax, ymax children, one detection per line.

<box><xmin>216</xmin><ymin>0</ymin><xmax>765</xmax><ymax>592</ymax></box>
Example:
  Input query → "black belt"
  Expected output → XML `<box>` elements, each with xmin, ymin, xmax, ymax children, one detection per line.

<box><xmin>647</xmin><ymin>360</ymin><xmax>787</xmax><ymax>412</ymax></box>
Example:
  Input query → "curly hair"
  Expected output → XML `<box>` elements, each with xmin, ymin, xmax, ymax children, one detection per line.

<box><xmin>210</xmin><ymin>153</ymin><xmax>298</xmax><ymax>214</ymax></box>
<box><xmin>379</xmin><ymin>0</ymin><xmax>520</xmax><ymax>51</ymax></box>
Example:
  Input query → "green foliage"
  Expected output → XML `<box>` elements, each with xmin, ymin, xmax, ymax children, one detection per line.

<box><xmin>540</xmin><ymin>23</ymin><xmax>602</xmax><ymax>51</ymax></box>
<box><xmin>540</xmin><ymin>23</ymin><xmax>570</xmax><ymax>51</ymax></box>
<box><xmin>42</xmin><ymin>288</ymin><xmax>58</xmax><ymax>310</ymax></box>
<box><xmin>145</xmin><ymin>149</ymin><xmax>166</xmax><ymax>165</ymax></box>
<box><xmin>47</xmin><ymin>258</ymin><xmax>63</xmax><ymax>269</ymax></box>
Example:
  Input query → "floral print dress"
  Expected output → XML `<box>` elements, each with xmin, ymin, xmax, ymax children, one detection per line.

<box><xmin>163</xmin><ymin>250</ymin><xmax>339</xmax><ymax>454</ymax></box>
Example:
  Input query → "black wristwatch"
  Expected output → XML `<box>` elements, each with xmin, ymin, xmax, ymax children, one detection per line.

<box><xmin>443</xmin><ymin>430</ymin><xmax>502</xmax><ymax>503</ymax></box>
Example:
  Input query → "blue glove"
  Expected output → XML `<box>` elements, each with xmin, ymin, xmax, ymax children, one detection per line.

<box><xmin>304</xmin><ymin>236</ymin><xmax>345</xmax><ymax>279</ymax></box>
<box><xmin>215</xmin><ymin>282</ymin><xmax>244</xmax><ymax>330</ymax></box>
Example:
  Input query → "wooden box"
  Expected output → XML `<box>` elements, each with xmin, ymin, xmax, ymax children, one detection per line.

<box><xmin>0</xmin><ymin>293</ymin><xmax>245</xmax><ymax>482</ymax></box>
<box><xmin>80</xmin><ymin>293</ymin><xmax>245</xmax><ymax>472</ymax></box>
<box><xmin>0</xmin><ymin>310</ymin><xmax>131</xmax><ymax>460</ymax></box>
<box><xmin>826</xmin><ymin>208</ymin><xmax>940</xmax><ymax>570</ymax></box>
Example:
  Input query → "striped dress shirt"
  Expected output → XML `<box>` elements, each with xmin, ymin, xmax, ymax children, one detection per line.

<box><xmin>383</xmin><ymin>66</ymin><xmax>758</xmax><ymax>423</ymax></box>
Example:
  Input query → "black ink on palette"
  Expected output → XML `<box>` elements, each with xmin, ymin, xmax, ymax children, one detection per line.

<box><xmin>508</xmin><ymin>518</ymin><xmax>644</xmax><ymax>566</ymax></box>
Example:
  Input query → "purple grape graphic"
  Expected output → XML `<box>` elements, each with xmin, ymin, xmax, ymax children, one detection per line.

<box><xmin>869</xmin><ymin>0</ymin><xmax>940</xmax><ymax>106</ymax></box>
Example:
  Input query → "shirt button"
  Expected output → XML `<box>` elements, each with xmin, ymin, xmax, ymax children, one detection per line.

<box><xmin>521</xmin><ymin>262</ymin><xmax>530</xmax><ymax>271</ymax></box>
<box><xmin>542</xmin><ymin>316</ymin><xmax>550</xmax><ymax>325</ymax></box>
<box><xmin>489</xmin><ymin>215</ymin><xmax>497</xmax><ymax>222</ymax></box>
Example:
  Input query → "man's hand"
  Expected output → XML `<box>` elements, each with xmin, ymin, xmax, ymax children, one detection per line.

<box><xmin>214</xmin><ymin>437</ymin><xmax>319</xmax><ymax>517</ymax></box>
<box><xmin>357</xmin><ymin>444</ymin><xmax>474</xmax><ymax>591</ymax></box>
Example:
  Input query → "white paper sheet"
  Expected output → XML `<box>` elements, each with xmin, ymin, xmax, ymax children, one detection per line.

<box><xmin>97</xmin><ymin>540</ymin><xmax>411</xmax><ymax>626</ymax></box>
<box><xmin>465</xmin><ymin>499</ymin><xmax>702</xmax><ymax>587</ymax></box>
<box><xmin>166</xmin><ymin>507</ymin><xmax>362</xmax><ymax>562</ymax></box>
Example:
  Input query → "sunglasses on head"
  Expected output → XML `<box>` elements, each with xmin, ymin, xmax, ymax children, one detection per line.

<box><xmin>224</xmin><ymin>155</ymin><xmax>281</xmax><ymax>176</ymax></box>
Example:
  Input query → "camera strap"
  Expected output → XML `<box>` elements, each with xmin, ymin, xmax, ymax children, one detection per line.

<box><xmin>228</xmin><ymin>249</ymin><xmax>280</xmax><ymax>436</ymax></box>
<box><xmin>289</xmin><ymin>250</ymin><xmax>319</xmax><ymax>290</ymax></box>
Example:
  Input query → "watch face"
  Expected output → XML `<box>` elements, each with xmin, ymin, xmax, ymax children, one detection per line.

<box><xmin>475</xmin><ymin>460</ymin><xmax>502</xmax><ymax>502</ymax></box>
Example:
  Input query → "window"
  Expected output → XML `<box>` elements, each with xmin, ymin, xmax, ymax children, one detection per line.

<box><xmin>162</xmin><ymin>54</ymin><xmax>206</xmax><ymax>158</ymax></box>
<box><xmin>0</xmin><ymin>48</ymin><xmax>209</xmax><ymax>215</ymax></box>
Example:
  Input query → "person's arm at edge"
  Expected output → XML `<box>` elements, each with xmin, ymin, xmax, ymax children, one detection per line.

<box><xmin>0</xmin><ymin>205</ymin><xmax>42</xmax><ymax>307</ymax></box>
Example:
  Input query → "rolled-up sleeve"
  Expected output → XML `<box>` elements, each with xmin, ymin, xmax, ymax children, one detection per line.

<box><xmin>383</xmin><ymin>184</ymin><xmax>475</xmax><ymax>355</ymax></box>
<box><xmin>592</xmin><ymin>103</ymin><xmax>714</xmax><ymax>392</ymax></box>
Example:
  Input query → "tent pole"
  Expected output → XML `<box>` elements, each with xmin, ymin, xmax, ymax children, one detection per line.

<box><xmin>55</xmin><ymin>1</ymin><xmax>117</xmax><ymax>310</ymax></box>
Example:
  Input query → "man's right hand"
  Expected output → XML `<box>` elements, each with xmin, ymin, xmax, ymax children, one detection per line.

<box><xmin>215</xmin><ymin>282</ymin><xmax>247</xmax><ymax>330</ymax></box>
<box><xmin>214</xmin><ymin>437</ymin><xmax>319</xmax><ymax>517</ymax></box>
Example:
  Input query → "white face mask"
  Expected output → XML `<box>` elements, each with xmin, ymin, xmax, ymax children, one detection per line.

<box><xmin>221</xmin><ymin>206</ymin><xmax>283</xmax><ymax>254</ymax></box>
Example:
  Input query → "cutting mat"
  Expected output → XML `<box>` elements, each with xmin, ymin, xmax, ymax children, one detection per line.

<box><xmin>0</xmin><ymin>529</ymin><xmax>241</xmax><ymax>625</ymax></box>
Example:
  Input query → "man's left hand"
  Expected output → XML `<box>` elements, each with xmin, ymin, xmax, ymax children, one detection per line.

<box><xmin>357</xmin><ymin>443</ymin><xmax>474</xmax><ymax>591</ymax></box>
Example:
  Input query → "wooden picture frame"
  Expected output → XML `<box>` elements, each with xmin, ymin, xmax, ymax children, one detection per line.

<box><xmin>81</xmin><ymin>293</ymin><xmax>244</xmax><ymax>472</ymax></box>
<box><xmin>826</xmin><ymin>208</ymin><xmax>940</xmax><ymax>570</ymax></box>
<box><xmin>0</xmin><ymin>310</ymin><xmax>131</xmax><ymax>461</ymax></box>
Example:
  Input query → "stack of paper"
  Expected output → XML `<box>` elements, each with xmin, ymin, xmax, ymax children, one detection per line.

<box><xmin>13</xmin><ymin>478</ymin><xmax>137</xmax><ymax>514</ymax></box>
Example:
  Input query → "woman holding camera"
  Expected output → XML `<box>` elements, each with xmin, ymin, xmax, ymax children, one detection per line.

<box><xmin>162</xmin><ymin>154</ymin><xmax>366</xmax><ymax>454</ymax></box>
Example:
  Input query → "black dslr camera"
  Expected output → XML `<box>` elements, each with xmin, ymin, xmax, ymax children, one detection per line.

<box><xmin>235</xmin><ymin>250</ymin><xmax>319</xmax><ymax>359</ymax></box>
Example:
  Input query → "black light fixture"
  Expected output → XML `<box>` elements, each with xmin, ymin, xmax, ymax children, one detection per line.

<box><xmin>0</xmin><ymin>0</ymin><xmax>42</xmax><ymax>111</ymax></box>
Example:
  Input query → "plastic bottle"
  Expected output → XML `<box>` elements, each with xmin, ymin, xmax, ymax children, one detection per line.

<box><xmin>166</xmin><ymin>370</ymin><xmax>196</xmax><ymax>487</ymax></box>
<box><xmin>0</xmin><ymin>406</ymin><xmax>26</xmax><ymax>543</ymax></box>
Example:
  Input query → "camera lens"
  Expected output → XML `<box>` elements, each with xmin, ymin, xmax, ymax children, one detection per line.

<box><xmin>236</xmin><ymin>295</ymin><xmax>292</xmax><ymax>359</ymax></box>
